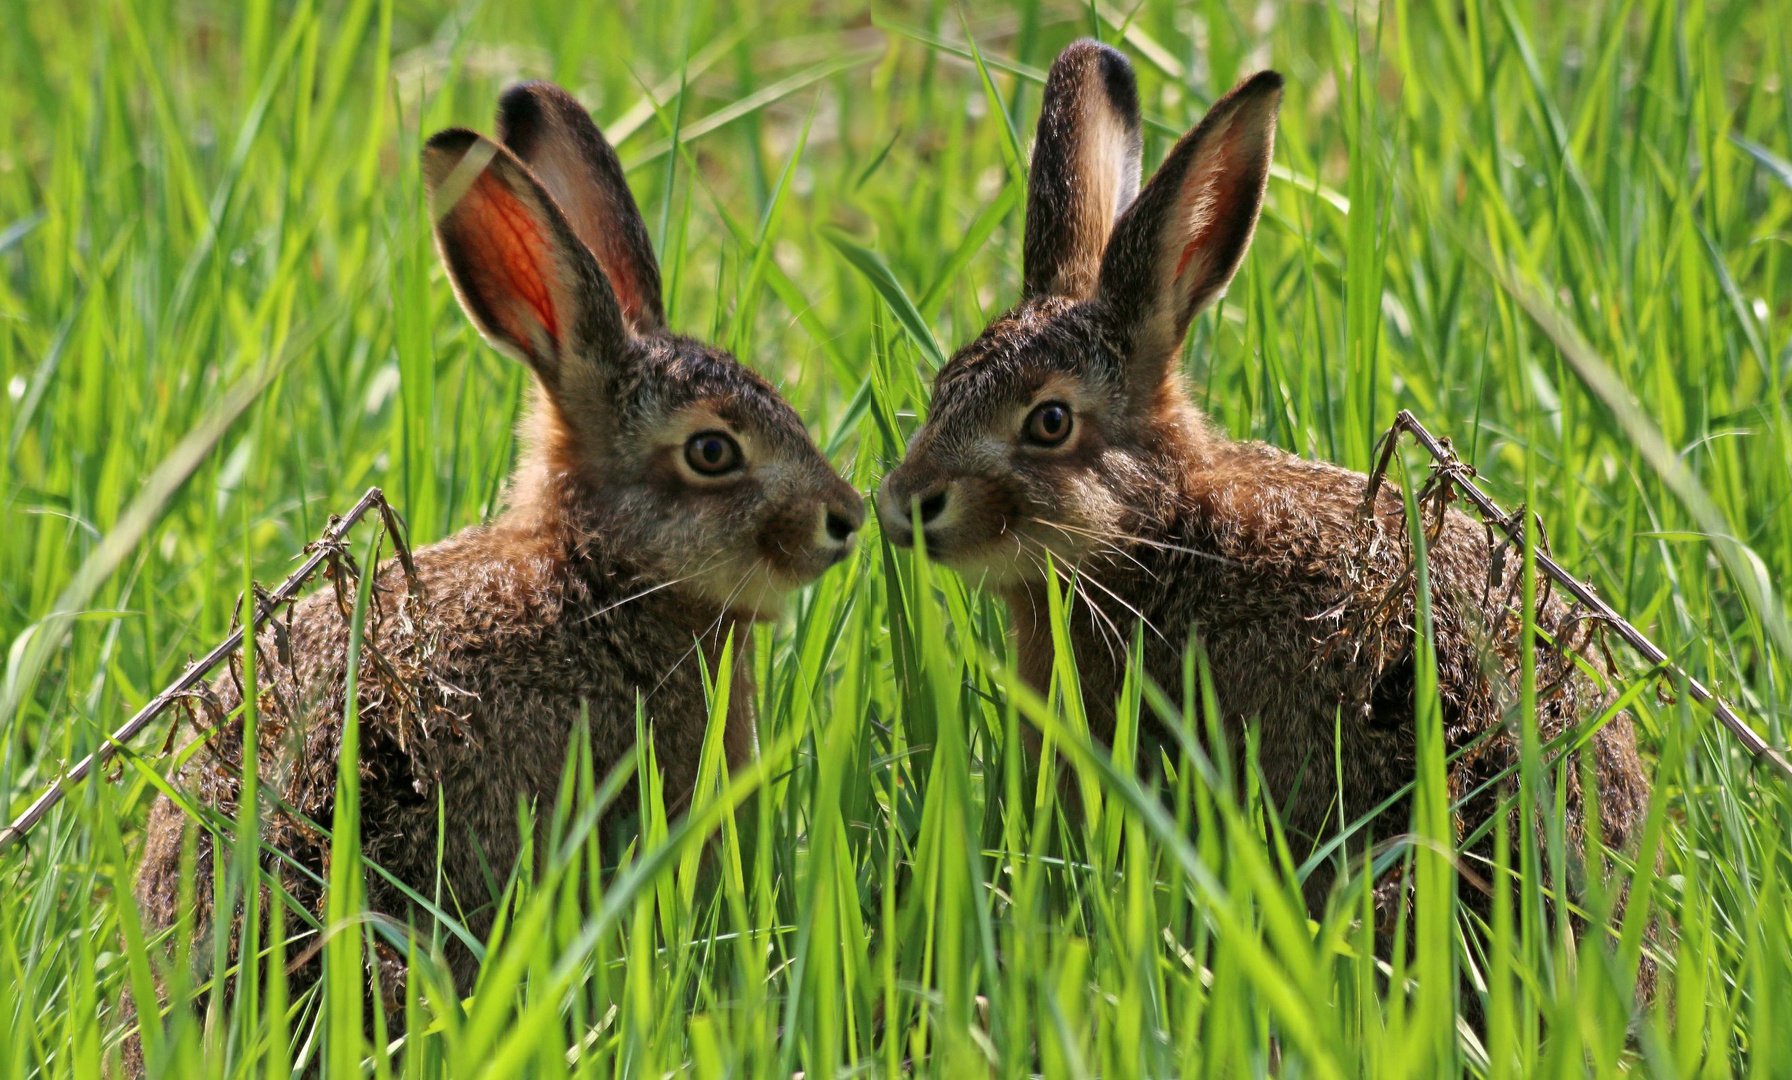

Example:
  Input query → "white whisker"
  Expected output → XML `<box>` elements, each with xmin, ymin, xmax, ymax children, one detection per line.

<box><xmin>644</xmin><ymin>556</ymin><xmax>768</xmax><ymax>705</ymax></box>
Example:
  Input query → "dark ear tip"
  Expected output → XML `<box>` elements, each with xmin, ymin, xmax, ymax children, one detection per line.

<box><xmin>499</xmin><ymin>79</ymin><xmax>559</xmax><ymax>101</ymax></box>
<box><xmin>424</xmin><ymin>127</ymin><xmax>481</xmax><ymax>155</ymax></box>
<box><xmin>1048</xmin><ymin>39</ymin><xmax>1141</xmax><ymax>130</ymax></box>
<box><xmin>422</xmin><ymin>127</ymin><xmax>484</xmax><ymax>180</ymax></box>
<box><xmin>1053</xmin><ymin>38</ymin><xmax>1125</xmax><ymax>60</ymax></box>
<box><xmin>1059</xmin><ymin>37</ymin><xmax>1128</xmax><ymax>64</ymax></box>
<box><xmin>496</xmin><ymin>80</ymin><xmax>579</xmax><ymax>146</ymax></box>
<box><xmin>497</xmin><ymin>81</ymin><xmax>549</xmax><ymax>123</ymax></box>
<box><xmin>499</xmin><ymin>79</ymin><xmax>584</xmax><ymax>108</ymax></box>
<box><xmin>1237</xmin><ymin>70</ymin><xmax>1286</xmax><ymax>100</ymax></box>
<box><xmin>1056</xmin><ymin>38</ymin><xmax>1137</xmax><ymax>80</ymax></box>
<box><xmin>1092</xmin><ymin>45</ymin><xmax>1141</xmax><ymax>125</ymax></box>
<box><xmin>496</xmin><ymin>80</ymin><xmax>612</xmax><ymax>161</ymax></box>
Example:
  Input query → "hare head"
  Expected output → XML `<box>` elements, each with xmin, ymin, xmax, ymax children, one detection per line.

<box><xmin>426</xmin><ymin>82</ymin><xmax>863</xmax><ymax>617</ymax></box>
<box><xmin>877</xmin><ymin>44</ymin><xmax>1281</xmax><ymax>587</ymax></box>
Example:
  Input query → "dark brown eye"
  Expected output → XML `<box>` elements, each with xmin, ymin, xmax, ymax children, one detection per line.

<box><xmin>685</xmin><ymin>431</ymin><xmax>743</xmax><ymax>475</ymax></box>
<box><xmin>1023</xmin><ymin>401</ymin><xmax>1074</xmax><ymax>447</ymax></box>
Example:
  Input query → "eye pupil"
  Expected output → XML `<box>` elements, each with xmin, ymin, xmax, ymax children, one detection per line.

<box><xmin>1025</xmin><ymin>401</ymin><xmax>1074</xmax><ymax>446</ymax></box>
<box><xmin>685</xmin><ymin>431</ymin><xmax>742</xmax><ymax>475</ymax></box>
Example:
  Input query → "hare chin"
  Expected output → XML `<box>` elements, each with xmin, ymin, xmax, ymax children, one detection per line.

<box><xmin>687</xmin><ymin>562</ymin><xmax>796</xmax><ymax>622</ymax></box>
<box><xmin>932</xmin><ymin>534</ymin><xmax>1060</xmax><ymax>593</ymax></box>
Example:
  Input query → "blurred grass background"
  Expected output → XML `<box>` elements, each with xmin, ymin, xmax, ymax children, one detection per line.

<box><xmin>5</xmin><ymin>0</ymin><xmax>1792</xmax><ymax>1075</ymax></box>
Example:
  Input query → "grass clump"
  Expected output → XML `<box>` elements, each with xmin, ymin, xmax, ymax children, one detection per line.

<box><xmin>5</xmin><ymin>0</ymin><xmax>1792</xmax><ymax>1075</ymax></box>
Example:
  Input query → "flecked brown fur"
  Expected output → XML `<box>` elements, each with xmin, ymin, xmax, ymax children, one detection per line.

<box><xmin>880</xmin><ymin>45</ymin><xmax>1650</xmax><ymax>966</ymax></box>
<box><xmin>129</xmin><ymin>81</ymin><xmax>861</xmax><ymax>1063</ymax></box>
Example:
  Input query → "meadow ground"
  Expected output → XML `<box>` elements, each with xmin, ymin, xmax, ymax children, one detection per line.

<box><xmin>5</xmin><ymin>0</ymin><xmax>1792</xmax><ymax>1076</ymax></box>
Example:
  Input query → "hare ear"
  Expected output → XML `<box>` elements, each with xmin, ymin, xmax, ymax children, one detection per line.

<box><xmin>496</xmin><ymin>81</ymin><xmax>666</xmax><ymax>334</ymax></box>
<box><xmin>424</xmin><ymin>129</ymin><xmax>627</xmax><ymax>390</ymax></box>
<box><xmin>1097</xmin><ymin>71</ymin><xmax>1282</xmax><ymax>378</ymax></box>
<box><xmin>1022</xmin><ymin>41</ymin><xmax>1143</xmax><ymax>301</ymax></box>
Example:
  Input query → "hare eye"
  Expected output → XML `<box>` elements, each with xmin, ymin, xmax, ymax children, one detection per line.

<box><xmin>685</xmin><ymin>431</ymin><xmax>743</xmax><ymax>475</ymax></box>
<box><xmin>1023</xmin><ymin>401</ymin><xmax>1074</xmax><ymax>447</ymax></box>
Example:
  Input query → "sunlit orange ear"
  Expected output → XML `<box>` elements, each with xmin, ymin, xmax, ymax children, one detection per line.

<box><xmin>423</xmin><ymin>128</ymin><xmax>624</xmax><ymax>386</ymax></box>
<box><xmin>448</xmin><ymin>167</ymin><xmax>561</xmax><ymax>356</ymax></box>
<box><xmin>497</xmin><ymin>82</ymin><xmax>666</xmax><ymax>334</ymax></box>
<box><xmin>1098</xmin><ymin>71</ymin><xmax>1282</xmax><ymax>380</ymax></box>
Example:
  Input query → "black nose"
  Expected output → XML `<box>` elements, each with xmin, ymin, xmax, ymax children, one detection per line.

<box><xmin>825</xmin><ymin>509</ymin><xmax>856</xmax><ymax>543</ymax></box>
<box><xmin>917</xmin><ymin>487</ymin><xmax>948</xmax><ymax>525</ymax></box>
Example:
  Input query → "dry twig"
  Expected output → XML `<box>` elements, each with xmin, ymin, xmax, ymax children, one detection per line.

<box><xmin>0</xmin><ymin>487</ymin><xmax>410</xmax><ymax>853</ymax></box>
<box><xmin>1367</xmin><ymin>409</ymin><xmax>1792</xmax><ymax>784</ymax></box>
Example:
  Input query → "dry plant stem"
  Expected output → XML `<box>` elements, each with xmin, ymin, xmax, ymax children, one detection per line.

<box><xmin>0</xmin><ymin>486</ymin><xmax>402</xmax><ymax>853</ymax></box>
<box><xmin>1367</xmin><ymin>409</ymin><xmax>1792</xmax><ymax>783</ymax></box>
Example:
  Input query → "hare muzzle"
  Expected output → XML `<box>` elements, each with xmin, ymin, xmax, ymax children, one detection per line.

<box><xmin>759</xmin><ymin>476</ymin><xmax>864</xmax><ymax>582</ymax></box>
<box><xmin>875</xmin><ymin>471</ymin><xmax>951</xmax><ymax>549</ymax></box>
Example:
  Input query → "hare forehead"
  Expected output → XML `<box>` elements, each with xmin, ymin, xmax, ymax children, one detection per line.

<box><xmin>935</xmin><ymin>308</ymin><xmax>1117</xmax><ymax>406</ymax></box>
<box><xmin>626</xmin><ymin>340</ymin><xmax>808</xmax><ymax>442</ymax></box>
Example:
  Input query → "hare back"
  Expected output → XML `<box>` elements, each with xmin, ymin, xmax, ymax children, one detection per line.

<box><xmin>134</xmin><ymin>514</ymin><xmax>752</xmax><ymax>991</ymax></box>
<box><xmin>1017</xmin><ymin>438</ymin><xmax>1649</xmax><ymax>876</ymax></box>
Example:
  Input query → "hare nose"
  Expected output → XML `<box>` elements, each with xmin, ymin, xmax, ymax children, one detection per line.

<box><xmin>917</xmin><ymin>487</ymin><xmax>948</xmax><ymax>525</ymax></box>
<box><xmin>820</xmin><ymin>493</ymin><xmax>865</xmax><ymax>551</ymax></box>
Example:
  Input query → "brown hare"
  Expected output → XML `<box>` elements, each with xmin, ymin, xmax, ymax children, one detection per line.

<box><xmin>134</xmin><ymin>81</ymin><xmax>863</xmax><ymax>1024</ymax></box>
<box><xmin>878</xmin><ymin>42</ymin><xmax>1649</xmax><ymax>930</ymax></box>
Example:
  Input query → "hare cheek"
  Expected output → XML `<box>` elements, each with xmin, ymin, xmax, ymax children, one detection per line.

<box><xmin>1028</xmin><ymin>471</ymin><xmax>1117</xmax><ymax>561</ymax></box>
<box><xmin>755</xmin><ymin>501</ymin><xmax>826</xmax><ymax>582</ymax></box>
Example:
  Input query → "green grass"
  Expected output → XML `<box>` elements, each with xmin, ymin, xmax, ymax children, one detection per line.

<box><xmin>5</xmin><ymin>0</ymin><xmax>1792</xmax><ymax>1075</ymax></box>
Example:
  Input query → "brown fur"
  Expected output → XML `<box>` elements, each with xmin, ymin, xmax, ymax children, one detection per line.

<box><xmin>130</xmin><ymin>81</ymin><xmax>861</xmax><ymax>1061</ymax></box>
<box><xmin>880</xmin><ymin>46</ymin><xmax>1650</xmax><ymax>968</ymax></box>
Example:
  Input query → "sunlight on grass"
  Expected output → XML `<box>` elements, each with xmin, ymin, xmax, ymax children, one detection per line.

<box><xmin>4</xmin><ymin>1</ymin><xmax>1792</xmax><ymax>1076</ymax></box>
